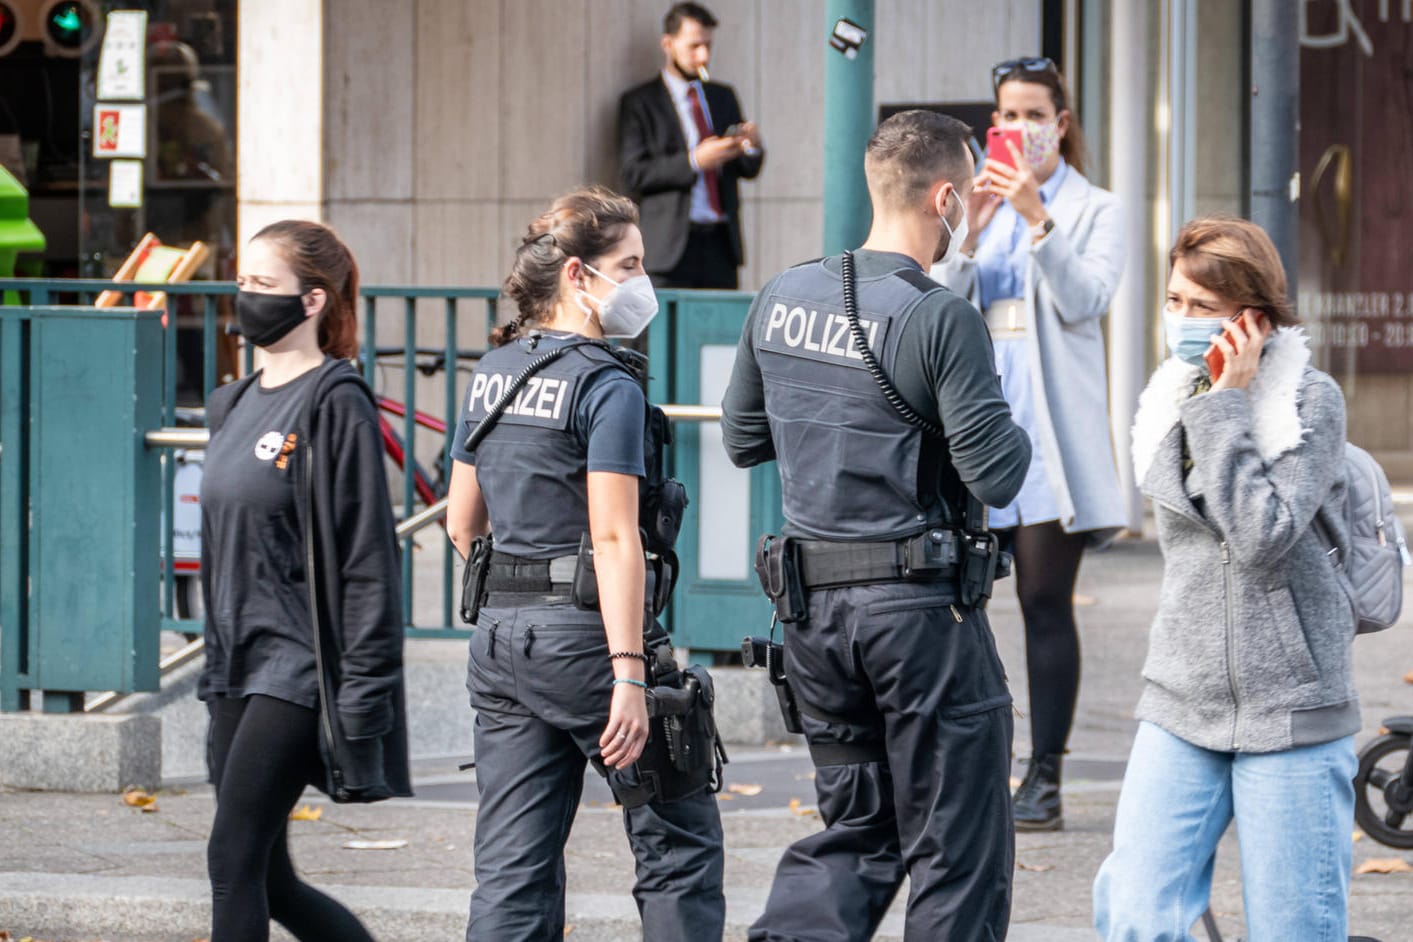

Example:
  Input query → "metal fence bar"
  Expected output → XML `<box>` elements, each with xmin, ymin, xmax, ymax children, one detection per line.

<box><xmin>442</xmin><ymin>297</ymin><xmax>458</xmax><ymax>630</ymax></box>
<box><xmin>161</xmin><ymin>299</ymin><xmax>178</xmax><ymax>620</ymax></box>
<box><xmin>401</xmin><ymin>297</ymin><xmax>417</xmax><ymax>630</ymax></box>
<box><xmin>202</xmin><ymin>294</ymin><xmax>218</xmax><ymax>401</ymax></box>
<box><xmin>361</xmin><ymin>294</ymin><xmax>377</xmax><ymax>384</ymax></box>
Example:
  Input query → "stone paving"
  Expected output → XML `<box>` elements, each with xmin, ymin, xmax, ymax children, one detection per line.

<box><xmin>3</xmin><ymin>523</ymin><xmax>1413</xmax><ymax>940</ymax></box>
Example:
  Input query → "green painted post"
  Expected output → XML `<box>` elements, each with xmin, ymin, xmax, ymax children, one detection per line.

<box><xmin>822</xmin><ymin>0</ymin><xmax>875</xmax><ymax>256</ymax></box>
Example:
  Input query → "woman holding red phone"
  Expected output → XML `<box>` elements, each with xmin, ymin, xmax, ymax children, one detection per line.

<box><xmin>931</xmin><ymin>56</ymin><xmax>1127</xmax><ymax>831</ymax></box>
<box><xmin>1095</xmin><ymin>216</ymin><xmax>1357</xmax><ymax>939</ymax></box>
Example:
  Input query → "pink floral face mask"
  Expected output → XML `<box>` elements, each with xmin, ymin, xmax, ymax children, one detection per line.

<box><xmin>1002</xmin><ymin>120</ymin><xmax>1061</xmax><ymax>169</ymax></box>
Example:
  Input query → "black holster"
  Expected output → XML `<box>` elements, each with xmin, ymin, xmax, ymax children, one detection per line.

<box><xmin>605</xmin><ymin>651</ymin><xmax>728</xmax><ymax>809</ymax></box>
<box><xmin>754</xmin><ymin>534</ymin><xmax>807</xmax><ymax>623</ymax></box>
<box><xmin>569</xmin><ymin>531</ymin><xmax>676</xmax><ymax>617</ymax></box>
<box><xmin>958</xmin><ymin>531</ymin><xmax>1006</xmax><ymax>608</ymax></box>
<box><xmin>741</xmin><ymin>635</ymin><xmax>804</xmax><ymax>735</ymax></box>
<box><xmin>459</xmin><ymin>535</ymin><xmax>494</xmax><ymax>624</ymax></box>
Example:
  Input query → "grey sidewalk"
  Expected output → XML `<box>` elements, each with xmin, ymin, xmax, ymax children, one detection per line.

<box><xmin>3</xmin><ymin>533</ymin><xmax>1413</xmax><ymax>941</ymax></box>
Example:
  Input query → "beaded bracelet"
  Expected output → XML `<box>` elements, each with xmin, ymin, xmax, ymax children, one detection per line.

<box><xmin>609</xmin><ymin>651</ymin><xmax>649</xmax><ymax>664</ymax></box>
<box><xmin>612</xmin><ymin>677</ymin><xmax>648</xmax><ymax>689</ymax></box>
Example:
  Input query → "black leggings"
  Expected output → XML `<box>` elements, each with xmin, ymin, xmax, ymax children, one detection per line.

<box><xmin>207</xmin><ymin>694</ymin><xmax>376</xmax><ymax>942</ymax></box>
<box><xmin>999</xmin><ymin>521</ymin><xmax>1088</xmax><ymax>758</ymax></box>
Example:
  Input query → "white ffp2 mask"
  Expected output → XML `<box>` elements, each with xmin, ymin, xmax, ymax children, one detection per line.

<box><xmin>577</xmin><ymin>264</ymin><xmax>661</xmax><ymax>339</ymax></box>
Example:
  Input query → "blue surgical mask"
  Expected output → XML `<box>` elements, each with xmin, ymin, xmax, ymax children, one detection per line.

<box><xmin>1162</xmin><ymin>308</ymin><xmax>1225</xmax><ymax>367</ymax></box>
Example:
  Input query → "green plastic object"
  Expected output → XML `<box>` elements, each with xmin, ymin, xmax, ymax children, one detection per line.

<box><xmin>0</xmin><ymin>166</ymin><xmax>46</xmax><ymax>303</ymax></box>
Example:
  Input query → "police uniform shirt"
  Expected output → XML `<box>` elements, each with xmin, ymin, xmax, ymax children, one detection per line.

<box><xmin>450</xmin><ymin>333</ymin><xmax>646</xmax><ymax>558</ymax></box>
<box><xmin>721</xmin><ymin>250</ymin><xmax>1031</xmax><ymax>538</ymax></box>
<box><xmin>200</xmin><ymin>366</ymin><xmax>324</xmax><ymax>707</ymax></box>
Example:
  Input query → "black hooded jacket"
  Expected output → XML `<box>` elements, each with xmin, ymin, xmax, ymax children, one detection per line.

<box><xmin>201</xmin><ymin>357</ymin><xmax>411</xmax><ymax>800</ymax></box>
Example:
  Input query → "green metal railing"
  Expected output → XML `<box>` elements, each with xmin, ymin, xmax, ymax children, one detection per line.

<box><xmin>0</xmin><ymin>279</ymin><xmax>758</xmax><ymax>662</ymax></box>
<box><xmin>0</xmin><ymin>279</ymin><xmax>504</xmax><ymax>644</ymax></box>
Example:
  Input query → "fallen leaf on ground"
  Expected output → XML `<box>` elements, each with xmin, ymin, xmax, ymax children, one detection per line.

<box><xmin>563</xmin><ymin>926</ymin><xmax>575</xmax><ymax>937</ymax></box>
<box><xmin>716</xmin><ymin>793</ymin><xmax>735</xmax><ymax>801</ymax></box>
<box><xmin>1403</xmin><ymin>669</ymin><xmax>1413</xmax><ymax>684</ymax></box>
<box><xmin>1353</xmin><ymin>829</ymin><xmax>1365</xmax><ymax>842</ymax></box>
<box><xmin>342</xmin><ymin>839</ymin><xmax>408</xmax><ymax>850</ymax></box>
<box><xmin>1018</xmin><ymin>861</ymin><xmax>1054</xmax><ymax>872</ymax></box>
<box><xmin>1354</xmin><ymin>857</ymin><xmax>1413</xmax><ymax>875</ymax></box>
<box><xmin>122</xmin><ymin>786</ymin><xmax>157</xmax><ymax>811</ymax></box>
<box><xmin>788</xmin><ymin>798</ymin><xmax>818</xmax><ymax>817</ymax></box>
<box><xmin>289</xmin><ymin>804</ymin><xmax>323</xmax><ymax>822</ymax></box>
<box><xmin>727</xmin><ymin>783</ymin><xmax>763</xmax><ymax>796</ymax></box>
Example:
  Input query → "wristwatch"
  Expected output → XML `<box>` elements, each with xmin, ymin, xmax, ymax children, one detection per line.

<box><xmin>1030</xmin><ymin>217</ymin><xmax>1055</xmax><ymax>240</ymax></box>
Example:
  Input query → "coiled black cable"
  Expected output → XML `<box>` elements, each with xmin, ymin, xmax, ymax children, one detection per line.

<box><xmin>840</xmin><ymin>251</ymin><xmax>946</xmax><ymax>441</ymax></box>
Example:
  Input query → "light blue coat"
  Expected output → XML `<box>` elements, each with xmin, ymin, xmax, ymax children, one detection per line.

<box><xmin>932</xmin><ymin>168</ymin><xmax>1127</xmax><ymax>544</ymax></box>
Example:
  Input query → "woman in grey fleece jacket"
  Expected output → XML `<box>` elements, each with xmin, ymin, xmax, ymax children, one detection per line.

<box><xmin>1094</xmin><ymin>218</ymin><xmax>1358</xmax><ymax>942</ymax></box>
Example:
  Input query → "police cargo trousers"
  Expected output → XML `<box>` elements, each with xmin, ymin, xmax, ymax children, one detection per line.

<box><xmin>464</xmin><ymin>602</ymin><xmax>726</xmax><ymax>942</ymax></box>
<box><xmin>750</xmin><ymin>582</ymin><xmax>1015</xmax><ymax>942</ymax></box>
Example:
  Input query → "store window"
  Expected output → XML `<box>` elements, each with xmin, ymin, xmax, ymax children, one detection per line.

<box><xmin>0</xmin><ymin>0</ymin><xmax>237</xmax><ymax>401</ymax></box>
<box><xmin>1299</xmin><ymin>1</ymin><xmax>1413</xmax><ymax>473</ymax></box>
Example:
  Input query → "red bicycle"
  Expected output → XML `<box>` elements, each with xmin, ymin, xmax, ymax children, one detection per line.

<box><xmin>371</xmin><ymin>346</ymin><xmax>485</xmax><ymax>509</ymax></box>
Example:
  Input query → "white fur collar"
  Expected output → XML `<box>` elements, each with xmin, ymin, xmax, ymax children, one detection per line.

<box><xmin>1130</xmin><ymin>327</ymin><xmax>1312</xmax><ymax>484</ymax></box>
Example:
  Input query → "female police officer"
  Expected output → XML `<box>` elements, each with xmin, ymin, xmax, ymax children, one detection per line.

<box><xmin>445</xmin><ymin>186</ymin><xmax>724</xmax><ymax>942</ymax></box>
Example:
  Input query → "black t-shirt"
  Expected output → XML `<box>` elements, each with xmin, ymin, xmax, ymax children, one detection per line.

<box><xmin>200</xmin><ymin>367</ymin><xmax>320</xmax><ymax>707</ymax></box>
<box><xmin>449</xmin><ymin>333</ymin><xmax>646</xmax><ymax>557</ymax></box>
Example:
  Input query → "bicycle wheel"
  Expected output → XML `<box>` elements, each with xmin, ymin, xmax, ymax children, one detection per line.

<box><xmin>1354</xmin><ymin>732</ymin><xmax>1413</xmax><ymax>849</ymax></box>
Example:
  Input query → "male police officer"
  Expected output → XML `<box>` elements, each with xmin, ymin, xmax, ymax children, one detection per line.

<box><xmin>722</xmin><ymin>110</ymin><xmax>1032</xmax><ymax>940</ymax></box>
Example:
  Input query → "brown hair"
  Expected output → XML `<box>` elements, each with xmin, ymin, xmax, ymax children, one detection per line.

<box><xmin>1169</xmin><ymin>216</ymin><xmax>1297</xmax><ymax>327</ymax></box>
<box><xmin>996</xmin><ymin>68</ymin><xmax>1087</xmax><ymax>175</ymax></box>
<box><xmin>251</xmin><ymin>220</ymin><xmax>361</xmax><ymax>360</ymax></box>
<box><xmin>865</xmin><ymin>109</ymin><xmax>973</xmax><ymax>213</ymax></box>
<box><xmin>495</xmin><ymin>186</ymin><xmax>640</xmax><ymax>347</ymax></box>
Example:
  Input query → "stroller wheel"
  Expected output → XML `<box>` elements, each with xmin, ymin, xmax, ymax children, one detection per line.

<box><xmin>1354</xmin><ymin>732</ymin><xmax>1413</xmax><ymax>850</ymax></box>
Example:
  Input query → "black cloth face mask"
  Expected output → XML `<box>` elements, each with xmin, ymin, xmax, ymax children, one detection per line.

<box><xmin>235</xmin><ymin>290</ymin><xmax>310</xmax><ymax>347</ymax></box>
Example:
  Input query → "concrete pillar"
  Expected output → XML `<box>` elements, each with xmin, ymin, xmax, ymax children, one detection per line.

<box><xmin>1248</xmin><ymin>0</ymin><xmax>1300</xmax><ymax>279</ymax></box>
<box><xmin>236</xmin><ymin>0</ymin><xmax>325</xmax><ymax>243</ymax></box>
<box><xmin>1108</xmin><ymin>0</ymin><xmax>1151</xmax><ymax>534</ymax></box>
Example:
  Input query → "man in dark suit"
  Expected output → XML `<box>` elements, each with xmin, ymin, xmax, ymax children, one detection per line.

<box><xmin>619</xmin><ymin>3</ymin><xmax>765</xmax><ymax>289</ymax></box>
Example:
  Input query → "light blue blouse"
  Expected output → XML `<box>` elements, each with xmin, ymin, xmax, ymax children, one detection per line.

<box><xmin>976</xmin><ymin>159</ymin><xmax>1069</xmax><ymax>529</ymax></box>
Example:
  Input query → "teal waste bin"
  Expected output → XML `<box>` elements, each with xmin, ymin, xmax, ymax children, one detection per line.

<box><xmin>1</xmin><ymin>305</ymin><xmax>163</xmax><ymax>712</ymax></box>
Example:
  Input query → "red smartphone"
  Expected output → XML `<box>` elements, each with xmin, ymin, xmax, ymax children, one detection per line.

<box><xmin>1203</xmin><ymin>310</ymin><xmax>1267</xmax><ymax>381</ymax></box>
<box><xmin>986</xmin><ymin>126</ymin><xmax>1024</xmax><ymax>170</ymax></box>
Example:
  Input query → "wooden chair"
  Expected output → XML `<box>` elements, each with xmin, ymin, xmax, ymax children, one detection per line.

<box><xmin>95</xmin><ymin>232</ymin><xmax>210</xmax><ymax>314</ymax></box>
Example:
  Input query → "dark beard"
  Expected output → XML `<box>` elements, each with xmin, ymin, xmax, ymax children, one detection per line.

<box><xmin>671</xmin><ymin>56</ymin><xmax>700</xmax><ymax>81</ymax></box>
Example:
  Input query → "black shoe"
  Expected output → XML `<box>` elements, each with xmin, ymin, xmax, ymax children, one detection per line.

<box><xmin>1013</xmin><ymin>754</ymin><xmax>1063</xmax><ymax>831</ymax></box>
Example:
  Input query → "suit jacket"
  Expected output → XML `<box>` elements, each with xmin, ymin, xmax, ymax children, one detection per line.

<box><xmin>618</xmin><ymin>75</ymin><xmax>765</xmax><ymax>274</ymax></box>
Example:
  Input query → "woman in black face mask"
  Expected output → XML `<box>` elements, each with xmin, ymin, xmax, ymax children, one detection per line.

<box><xmin>199</xmin><ymin>220</ymin><xmax>410</xmax><ymax>942</ymax></box>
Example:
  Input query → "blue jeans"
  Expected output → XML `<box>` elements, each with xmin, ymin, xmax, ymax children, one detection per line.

<box><xmin>1093</xmin><ymin>721</ymin><xmax>1355</xmax><ymax>942</ymax></box>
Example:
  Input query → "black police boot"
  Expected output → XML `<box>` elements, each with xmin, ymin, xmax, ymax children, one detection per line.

<box><xmin>1013</xmin><ymin>754</ymin><xmax>1063</xmax><ymax>832</ymax></box>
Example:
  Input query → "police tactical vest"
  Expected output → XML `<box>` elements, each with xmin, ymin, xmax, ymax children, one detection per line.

<box><xmin>463</xmin><ymin>336</ymin><xmax>636</xmax><ymax>558</ymax></box>
<box><xmin>754</xmin><ymin>257</ymin><xmax>945</xmax><ymax>541</ymax></box>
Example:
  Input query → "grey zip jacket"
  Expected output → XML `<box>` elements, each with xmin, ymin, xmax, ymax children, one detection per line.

<box><xmin>1129</xmin><ymin>328</ymin><xmax>1359</xmax><ymax>753</ymax></box>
